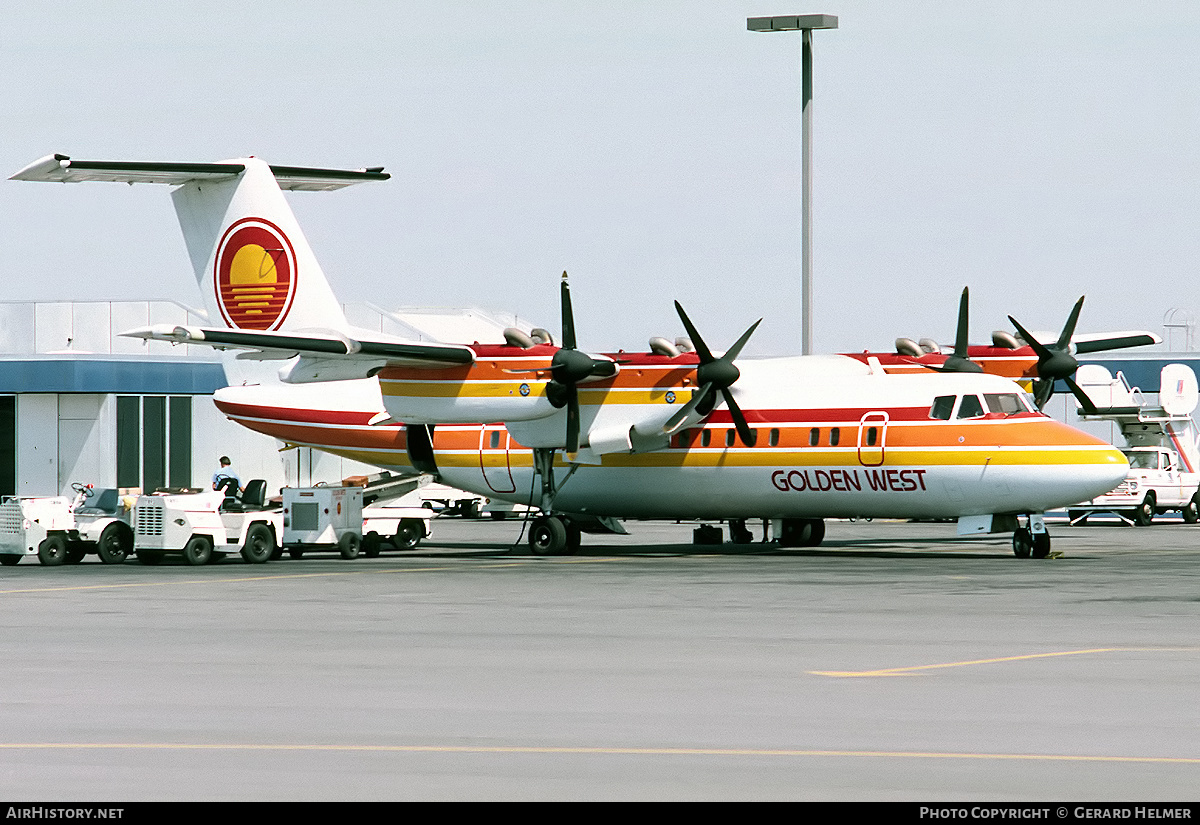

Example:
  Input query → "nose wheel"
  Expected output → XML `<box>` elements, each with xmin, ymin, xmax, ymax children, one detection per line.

<box><xmin>528</xmin><ymin>515</ymin><xmax>581</xmax><ymax>556</ymax></box>
<box><xmin>1012</xmin><ymin>516</ymin><xmax>1051</xmax><ymax>559</ymax></box>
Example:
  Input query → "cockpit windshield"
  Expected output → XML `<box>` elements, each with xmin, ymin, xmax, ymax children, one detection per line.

<box><xmin>929</xmin><ymin>392</ymin><xmax>1038</xmax><ymax>420</ymax></box>
<box><xmin>984</xmin><ymin>393</ymin><xmax>1035</xmax><ymax>414</ymax></box>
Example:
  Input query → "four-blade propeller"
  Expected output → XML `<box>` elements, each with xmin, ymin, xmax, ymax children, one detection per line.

<box><xmin>1007</xmin><ymin>297</ymin><xmax>1096</xmax><ymax>413</ymax></box>
<box><xmin>543</xmin><ymin>273</ymin><xmax>619</xmax><ymax>453</ymax></box>
<box><xmin>663</xmin><ymin>302</ymin><xmax>762</xmax><ymax>447</ymax></box>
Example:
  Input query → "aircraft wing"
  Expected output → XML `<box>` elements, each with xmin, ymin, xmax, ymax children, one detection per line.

<box><xmin>124</xmin><ymin>324</ymin><xmax>474</xmax><ymax>383</ymax></box>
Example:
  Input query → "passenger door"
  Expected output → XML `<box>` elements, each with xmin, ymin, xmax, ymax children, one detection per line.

<box><xmin>857</xmin><ymin>412</ymin><xmax>888</xmax><ymax>467</ymax></box>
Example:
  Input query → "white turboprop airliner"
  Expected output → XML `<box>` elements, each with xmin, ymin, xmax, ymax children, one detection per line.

<box><xmin>11</xmin><ymin>154</ymin><xmax>1128</xmax><ymax>558</ymax></box>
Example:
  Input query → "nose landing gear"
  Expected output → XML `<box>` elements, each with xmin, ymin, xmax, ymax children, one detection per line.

<box><xmin>1012</xmin><ymin>514</ymin><xmax>1051</xmax><ymax>559</ymax></box>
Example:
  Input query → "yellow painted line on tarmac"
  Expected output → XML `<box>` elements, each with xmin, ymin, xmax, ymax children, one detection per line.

<box><xmin>0</xmin><ymin>557</ymin><xmax>631</xmax><ymax>596</ymax></box>
<box><xmin>809</xmin><ymin>647</ymin><xmax>1200</xmax><ymax>677</ymax></box>
<box><xmin>0</xmin><ymin>742</ymin><xmax>1198</xmax><ymax>765</ymax></box>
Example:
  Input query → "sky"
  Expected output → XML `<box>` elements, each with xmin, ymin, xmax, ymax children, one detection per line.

<box><xmin>2</xmin><ymin>1</ymin><xmax>1199</xmax><ymax>358</ymax></box>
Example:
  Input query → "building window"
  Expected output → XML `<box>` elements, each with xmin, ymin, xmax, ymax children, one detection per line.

<box><xmin>117</xmin><ymin>396</ymin><xmax>192</xmax><ymax>491</ymax></box>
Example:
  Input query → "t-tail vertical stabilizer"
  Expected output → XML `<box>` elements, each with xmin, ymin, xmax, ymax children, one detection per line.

<box><xmin>9</xmin><ymin>154</ymin><xmax>390</xmax><ymax>335</ymax></box>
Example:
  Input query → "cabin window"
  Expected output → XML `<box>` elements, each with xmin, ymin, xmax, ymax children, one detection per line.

<box><xmin>830</xmin><ymin>427</ymin><xmax>840</xmax><ymax>447</ymax></box>
<box><xmin>725</xmin><ymin>429</ymin><xmax>736</xmax><ymax>448</ymax></box>
<box><xmin>769</xmin><ymin>428</ymin><xmax>779</xmax><ymax>447</ymax></box>
<box><xmin>930</xmin><ymin>395</ymin><xmax>955</xmax><ymax>420</ymax></box>
<box><xmin>809</xmin><ymin>428</ymin><xmax>819</xmax><ymax>446</ymax></box>
<box><xmin>957</xmin><ymin>395</ymin><xmax>985</xmax><ymax>419</ymax></box>
<box><xmin>866</xmin><ymin>427</ymin><xmax>878</xmax><ymax>447</ymax></box>
<box><xmin>701</xmin><ymin>429</ymin><xmax>711</xmax><ymax>447</ymax></box>
<box><xmin>489</xmin><ymin>430</ymin><xmax>500</xmax><ymax>449</ymax></box>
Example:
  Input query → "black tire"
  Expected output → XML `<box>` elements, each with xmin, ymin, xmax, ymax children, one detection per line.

<box><xmin>778</xmin><ymin>519</ymin><xmax>805</xmax><ymax>548</ymax></box>
<box><xmin>96</xmin><ymin>523</ymin><xmax>131</xmax><ymax>564</ymax></box>
<box><xmin>1012</xmin><ymin>527</ymin><xmax>1033</xmax><ymax>558</ymax></box>
<box><xmin>338</xmin><ymin>531</ymin><xmax>361</xmax><ymax>560</ymax></box>
<box><xmin>37</xmin><ymin>535</ymin><xmax>68</xmax><ymax>566</ymax></box>
<box><xmin>240</xmin><ymin>523</ymin><xmax>274</xmax><ymax>564</ymax></box>
<box><xmin>807</xmin><ymin>519</ymin><xmax>826</xmax><ymax>547</ymax></box>
<box><xmin>1031</xmin><ymin>532</ymin><xmax>1051</xmax><ymax>559</ymax></box>
<box><xmin>779</xmin><ymin>518</ymin><xmax>824</xmax><ymax>548</ymax></box>
<box><xmin>183</xmin><ymin>536</ymin><xmax>213</xmax><ymax>566</ymax></box>
<box><xmin>0</xmin><ymin>554</ymin><xmax>20</xmax><ymax>566</ymax></box>
<box><xmin>394</xmin><ymin>520</ymin><xmax>421</xmax><ymax>550</ymax></box>
<box><xmin>65</xmin><ymin>544</ymin><xmax>87</xmax><ymax>564</ymax></box>
<box><xmin>136</xmin><ymin>550</ymin><xmax>163</xmax><ymax>566</ymax></box>
<box><xmin>529</xmin><ymin>516</ymin><xmax>567</xmax><ymax>555</ymax></box>
<box><xmin>1184</xmin><ymin>496</ymin><xmax>1200</xmax><ymax>524</ymax></box>
<box><xmin>363</xmin><ymin>531</ymin><xmax>382</xmax><ymax>558</ymax></box>
<box><xmin>1133</xmin><ymin>494</ymin><xmax>1155</xmax><ymax>527</ymax></box>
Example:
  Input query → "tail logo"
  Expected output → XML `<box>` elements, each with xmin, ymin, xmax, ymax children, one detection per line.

<box><xmin>214</xmin><ymin>217</ymin><xmax>298</xmax><ymax>330</ymax></box>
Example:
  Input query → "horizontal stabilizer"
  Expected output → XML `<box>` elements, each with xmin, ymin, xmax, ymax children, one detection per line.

<box><xmin>10</xmin><ymin>154</ymin><xmax>388</xmax><ymax>191</ymax></box>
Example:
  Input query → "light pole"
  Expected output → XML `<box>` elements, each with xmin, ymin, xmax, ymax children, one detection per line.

<box><xmin>748</xmin><ymin>14</ymin><xmax>838</xmax><ymax>356</ymax></box>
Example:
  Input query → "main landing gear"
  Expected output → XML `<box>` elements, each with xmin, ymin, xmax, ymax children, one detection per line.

<box><xmin>1012</xmin><ymin>514</ymin><xmax>1051</xmax><ymax>559</ymax></box>
<box><xmin>527</xmin><ymin>447</ymin><xmax>584</xmax><ymax>556</ymax></box>
<box><xmin>528</xmin><ymin>514</ymin><xmax>582</xmax><ymax>556</ymax></box>
<box><xmin>777</xmin><ymin>518</ymin><xmax>826</xmax><ymax>548</ymax></box>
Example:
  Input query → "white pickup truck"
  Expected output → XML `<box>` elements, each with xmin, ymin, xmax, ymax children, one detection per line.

<box><xmin>1070</xmin><ymin>446</ymin><xmax>1200</xmax><ymax>525</ymax></box>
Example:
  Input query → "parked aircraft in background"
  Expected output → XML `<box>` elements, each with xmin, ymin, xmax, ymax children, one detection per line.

<box><xmin>12</xmin><ymin>154</ymin><xmax>1129</xmax><ymax>558</ymax></box>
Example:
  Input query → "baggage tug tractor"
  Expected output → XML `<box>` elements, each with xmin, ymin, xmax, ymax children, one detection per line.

<box><xmin>132</xmin><ymin>480</ymin><xmax>281</xmax><ymax>565</ymax></box>
<box><xmin>0</xmin><ymin>484</ymin><xmax>134</xmax><ymax>566</ymax></box>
